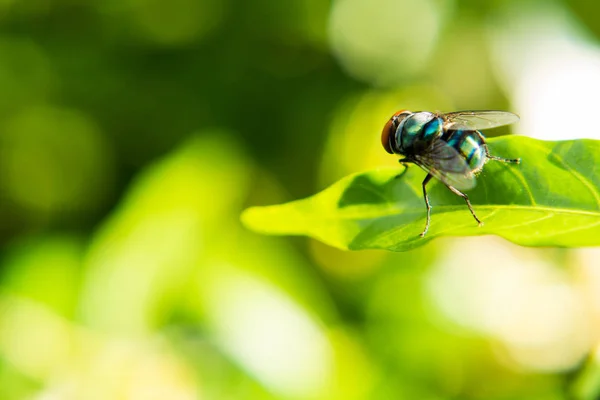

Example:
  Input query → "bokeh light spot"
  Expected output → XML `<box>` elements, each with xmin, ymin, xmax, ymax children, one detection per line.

<box><xmin>427</xmin><ymin>237</ymin><xmax>594</xmax><ymax>372</ymax></box>
<box><xmin>0</xmin><ymin>106</ymin><xmax>114</xmax><ymax>220</ymax></box>
<box><xmin>126</xmin><ymin>0</ymin><xmax>225</xmax><ymax>45</ymax></box>
<box><xmin>202</xmin><ymin>266</ymin><xmax>334</xmax><ymax>398</ymax></box>
<box><xmin>489</xmin><ymin>3</ymin><xmax>600</xmax><ymax>140</ymax></box>
<box><xmin>328</xmin><ymin>0</ymin><xmax>447</xmax><ymax>86</ymax></box>
<box><xmin>0</xmin><ymin>38</ymin><xmax>56</xmax><ymax>112</ymax></box>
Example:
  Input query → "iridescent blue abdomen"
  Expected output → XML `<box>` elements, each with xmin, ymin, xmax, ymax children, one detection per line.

<box><xmin>442</xmin><ymin>129</ymin><xmax>486</xmax><ymax>172</ymax></box>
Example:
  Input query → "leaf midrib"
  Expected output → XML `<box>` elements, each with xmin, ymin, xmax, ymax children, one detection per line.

<box><xmin>321</xmin><ymin>204</ymin><xmax>600</xmax><ymax>221</ymax></box>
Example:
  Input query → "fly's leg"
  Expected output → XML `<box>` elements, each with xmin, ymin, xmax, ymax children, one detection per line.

<box><xmin>478</xmin><ymin>136</ymin><xmax>521</xmax><ymax>164</ymax></box>
<box><xmin>446</xmin><ymin>184</ymin><xmax>483</xmax><ymax>227</ymax></box>
<box><xmin>487</xmin><ymin>152</ymin><xmax>521</xmax><ymax>164</ymax></box>
<box><xmin>394</xmin><ymin>159</ymin><xmax>412</xmax><ymax>180</ymax></box>
<box><xmin>420</xmin><ymin>174</ymin><xmax>433</xmax><ymax>237</ymax></box>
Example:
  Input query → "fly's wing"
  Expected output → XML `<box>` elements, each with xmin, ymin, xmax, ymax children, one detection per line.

<box><xmin>442</xmin><ymin>110</ymin><xmax>519</xmax><ymax>131</ymax></box>
<box><xmin>413</xmin><ymin>139</ymin><xmax>476</xmax><ymax>191</ymax></box>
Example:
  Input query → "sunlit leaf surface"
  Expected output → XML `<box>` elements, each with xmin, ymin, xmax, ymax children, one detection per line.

<box><xmin>243</xmin><ymin>136</ymin><xmax>600</xmax><ymax>251</ymax></box>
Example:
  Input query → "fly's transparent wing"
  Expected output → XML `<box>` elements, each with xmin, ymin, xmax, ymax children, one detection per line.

<box><xmin>413</xmin><ymin>140</ymin><xmax>476</xmax><ymax>191</ymax></box>
<box><xmin>442</xmin><ymin>110</ymin><xmax>519</xmax><ymax>131</ymax></box>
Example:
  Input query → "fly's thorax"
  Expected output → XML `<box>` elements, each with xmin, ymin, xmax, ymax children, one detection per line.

<box><xmin>394</xmin><ymin>111</ymin><xmax>443</xmax><ymax>154</ymax></box>
<box><xmin>443</xmin><ymin>129</ymin><xmax>487</xmax><ymax>172</ymax></box>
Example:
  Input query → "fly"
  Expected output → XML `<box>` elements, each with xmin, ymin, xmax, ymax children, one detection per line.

<box><xmin>381</xmin><ymin>110</ymin><xmax>521</xmax><ymax>237</ymax></box>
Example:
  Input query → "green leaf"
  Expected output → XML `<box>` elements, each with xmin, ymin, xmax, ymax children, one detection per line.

<box><xmin>241</xmin><ymin>136</ymin><xmax>600</xmax><ymax>251</ymax></box>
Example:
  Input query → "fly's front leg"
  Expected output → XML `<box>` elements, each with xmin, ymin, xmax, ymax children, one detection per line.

<box><xmin>445</xmin><ymin>184</ymin><xmax>483</xmax><ymax>227</ymax></box>
<box><xmin>420</xmin><ymin>174</ymin><xmax>433</xmax><ymax>237</ymax></box>
<box><xmin>394</xmin><ymin>158</ymin><xmax>412</xmax><ymax>180</ymax></box>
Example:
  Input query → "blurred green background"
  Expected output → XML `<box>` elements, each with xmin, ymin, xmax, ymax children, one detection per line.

<box><xmin>1</xmin><ymin>0</ymin><xmax>600</xmax><ymax>399</ymax></box>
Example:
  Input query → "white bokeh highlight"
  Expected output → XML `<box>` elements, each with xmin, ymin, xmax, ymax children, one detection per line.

<box><xmin>203</xmin><ymin>266</ymin><xmax>333</xmax><ymax>398</ymax></box>
<box><xmin>489</xmin><ymin>4</ymin><xmax>600</xmax><ymax>140</ymax></box>
<box><xmin>426</xmin><ymin>237</ymin><xmax>597</xmax><ymax>372</ymax></box>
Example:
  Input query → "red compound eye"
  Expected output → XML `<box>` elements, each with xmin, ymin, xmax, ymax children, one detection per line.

<box><xmin>381</xmin><ymin>110</ymin><xmax>409</xmax><ymax>154</ymax></box>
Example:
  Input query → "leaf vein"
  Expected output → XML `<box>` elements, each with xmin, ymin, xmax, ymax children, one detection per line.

<box><xmin>499</xmin><ymin>163</ymin><xmax>537</xmax><ymax>205</ymax></box>
<box><xmin>493</xmin><ymin>213</ymin><xmax>555</xmax><ymax>231</ymax></box>
<box><xmin>329</xmin><ymin>204</ymin><xmax>600</xmax><ymax>220</ymax></box>
<box><xmin>530</xmin><ymin>141</ymin><xmax>600</xmax><ymax>210</ymax></box>
<box><xmin>537</xmin><ymin>218</ymin><xmax>600</xmax><ymax>239</ymax></box>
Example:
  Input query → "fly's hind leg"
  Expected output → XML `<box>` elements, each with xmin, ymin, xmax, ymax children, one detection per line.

<box><xmin>446</xmin><ymin>184</ymin><xmax>483</xmax><ymax>227</ymax></box>
<box><xmin>477</xmin><ymin>136</ymin><xmax>520</xmax><ymax>164</ymax></box>
<box><xmin>487</xmin><ymin>152</ymin><xmax>521</xmax><ymax>164</ymax></box>
<box><xmin>420</xmin><ymin>174</ymin><xmax>433</xmax><ymax>237</ymax></box>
